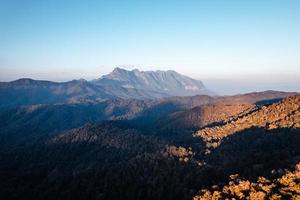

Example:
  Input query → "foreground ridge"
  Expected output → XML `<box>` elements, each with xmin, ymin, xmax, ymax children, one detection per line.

<box><xmin>194</xmin><ymin>95</ymin><xmax>300</xmax><ymax>149</ymax></box>
<box><xmin>194</xmin><ymin>163</ymin><xmax>300</xmax><ymax>200</ymax></box>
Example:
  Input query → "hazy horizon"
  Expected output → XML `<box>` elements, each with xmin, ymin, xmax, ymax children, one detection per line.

<box><xmin>1</xmin><ymin>0</ymin><xmax>299</xmax><ymax>94</ymax></box>
<box><xmin>1</xmin><ymin>66</ymin><xmax>299</xmax><ymax>95</ymax></box>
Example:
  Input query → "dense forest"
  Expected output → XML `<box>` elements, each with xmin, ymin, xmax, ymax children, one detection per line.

<box><xmin>0</xmin><ymin>92</ymin><xmax>299</xmax><ymax>199</ymax></box>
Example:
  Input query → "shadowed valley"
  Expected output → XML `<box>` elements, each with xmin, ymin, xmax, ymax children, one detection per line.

<box><xmin>0</xmin><ymin>69</ymin><xmax>299</xmax><ymax>200</ymax></box>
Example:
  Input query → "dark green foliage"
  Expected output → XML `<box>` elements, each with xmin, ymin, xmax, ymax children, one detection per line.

<box><xmin>0</xmin><ymin>93</ymin><xmax>299</xmax><ymax>200</ymax></box>
<box><xmin>0</xmin><ymin>123</ymin><xmax>204</xmax><ymax>200</ymax></box>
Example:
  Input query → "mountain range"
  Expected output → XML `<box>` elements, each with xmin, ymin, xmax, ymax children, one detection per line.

<box><xmin>0</xmin><ymin>68</ymin><xmax>213</xmax><ymax>107</ymax></box>
<box><xmin>0</xmin><ymin>68</ymin><xmax>299</xmax><ymax>200</ymax></box>
<box><xmin>92</xmin><ymin>67</ymin><xmax>213</xmax><ymax>97</ymax></box>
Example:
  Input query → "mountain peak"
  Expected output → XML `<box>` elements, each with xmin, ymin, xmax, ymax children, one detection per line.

<box><xmin>70</xmin><ymin>78</ymin><xmax>88</xmax><ymax>84</ymax></box>
<box><xmin>93</xmin><ymin>67</ymin><xmax>214</xmax><ymax>98</ymax></box>
<box><xmin>112</xmin><ymin>67</ymin><xmax>126</xmax><ymax>73</ymax></box>
<box><xmin>12</xmin><ymin>78</ymin><xmax>36</xmax><ymax>84</ymax></box>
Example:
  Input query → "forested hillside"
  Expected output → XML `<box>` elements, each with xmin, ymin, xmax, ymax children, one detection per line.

<box><xmin>0</xmin><ymin>92</ymin><xmax>299</xmax><ymax>199</ymax></box>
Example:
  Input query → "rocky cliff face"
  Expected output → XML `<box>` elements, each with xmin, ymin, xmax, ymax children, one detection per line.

<box><xmin>0</xmin><ymin>68</ymin><xmax>215</xmax><ymax>107</ymax></box>
<box><xmin>93</xmin><ymin>67</ymin><xmax>214</xmax><ymax>97</ymax></box>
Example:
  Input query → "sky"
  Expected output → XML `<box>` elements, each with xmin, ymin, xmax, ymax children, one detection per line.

<box><xmin>0</xmin><ymin>0</ymin><xmax>299</xmax><ymax>94</ymax></box>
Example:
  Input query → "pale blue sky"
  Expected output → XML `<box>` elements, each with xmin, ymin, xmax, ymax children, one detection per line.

<box><xmin>0</xmin><ymin>0</ymin><xmax>299</xmax><ymax>94</ymax></box>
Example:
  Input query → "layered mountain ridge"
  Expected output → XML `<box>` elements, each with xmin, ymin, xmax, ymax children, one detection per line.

<box><xmin>0</xmin><ymin>68</ymin><xmax>299</xmax><ymax>200</ymax></box>
<box><xmin>0</xmin><ymin>68</ymin><xmax>213</xmax><ymax>107</ymax></box>
<box><xmin>195</xmin><ymin>95</ymin><xmax>300</xmax><ymax>148</ymax></box>
<box><xmin>193</xmin><ymin>95</ymin><xmax>300</xmax><ymax>199</ymax></box>
<box><xmin>1</xmin><ymin>93</ymin><xmax>299</xmax><ymax>200</ymax></box>
<box><xmin>93</xmin><ymin>67</ymin><xmax>213</xmax><ymax>97</ymax></box>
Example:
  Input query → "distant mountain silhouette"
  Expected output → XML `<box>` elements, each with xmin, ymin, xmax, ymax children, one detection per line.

<box><xmin>0</xmin><ymin>78</ymin><xmax>113</xmax><ymax>107</ymax></box>
<box><xmin>0</xmin><ymin>72</ymin><xmax>299</xmax><ymax>200</ymax></box>
<box><xmin>0</xmin><ymin>68</ymin><xmax>215</xmax><ymax>107</ymax></box>
<box><xmin>2</xmin><ymin>68</ymin><xmax>298</xmax><ymax>108</ymax></box>
<box><xmin>92</xmin><ymin>67</ymin><xmax>214</xmax><ymax>97</ymax></box>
